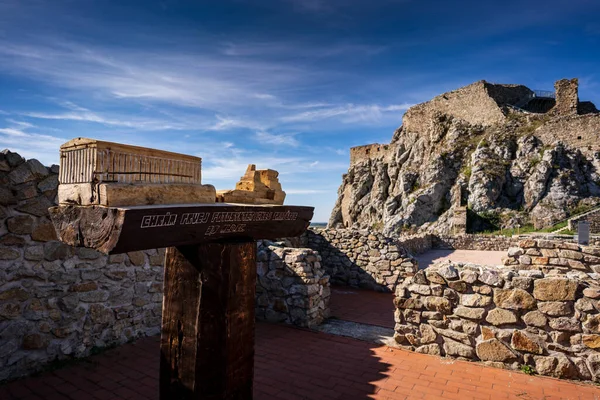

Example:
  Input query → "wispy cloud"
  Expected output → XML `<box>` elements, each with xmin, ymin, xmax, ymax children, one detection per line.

<box><xmin>281</xmin><ymin>103</ymin><xmax>413</xmax><ymax>123</ymax></box>
<box><xmin>254</xmin><ymin>131</ymin><xmax>299</xmax><ymax>147</ymax></box>
<box><xmin>0</xmin><ymin>126</ymin><xmax>66</xmax><ymax>165</ymax></box>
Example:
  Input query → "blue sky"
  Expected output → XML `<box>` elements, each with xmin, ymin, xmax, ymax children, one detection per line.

<box><xmin>0</xmin><ymin>0</ymin><xmax>599</xmax><ymax>221</ymax></box>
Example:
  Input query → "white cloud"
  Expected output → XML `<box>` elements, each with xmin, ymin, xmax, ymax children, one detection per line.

<box><xmin>281</xmin><ymin>103</ymin><xmax>413</xmax><ymax>123</ymax></box>
<box><xmin>254</xmin><ymin>131</ymin><xmax>299</xmax><ymax>147</ymax></box>
<box><xmin>286</xmin><ymin>189</ymin><xmax>327</xmax><ymax>194</ymax></box>
<box><xmin>0</xmin><ymin>127</ymin><xmax>66</xmax><ymax>165</ymax></box>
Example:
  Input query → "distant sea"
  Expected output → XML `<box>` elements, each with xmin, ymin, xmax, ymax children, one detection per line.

<box><xmin>310</xmin><ymin>222</ymin><xmax>327</xmax><ymax>227</ymax></box>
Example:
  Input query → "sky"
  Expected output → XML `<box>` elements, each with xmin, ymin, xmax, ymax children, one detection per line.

<box><xmin>0</xmin><ymin>0</ymin><xmax>599</xmax><ymax>222</ymax></box>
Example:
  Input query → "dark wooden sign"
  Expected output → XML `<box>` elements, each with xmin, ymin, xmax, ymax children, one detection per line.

<box><xmin>49</xmin><ymin>203</ymin><xmax>313</xmax><ymax>254</ymax></box>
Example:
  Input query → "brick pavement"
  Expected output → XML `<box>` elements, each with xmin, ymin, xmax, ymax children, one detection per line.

<box><xmin>329</xmin><ymin>286</ymin><xmax>395</xmax><ymax>328</ymax></box>
<box><xmin>1</xmin><ymin>322</ymin><xmax>598</xmax><ymax>400</ymax></box>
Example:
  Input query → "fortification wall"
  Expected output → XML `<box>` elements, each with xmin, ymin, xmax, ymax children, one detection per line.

<box><xmin>349</xmin><ymin>143</ymin><xmax>390</xmax><ymax>165</ymax></box>
<box><xmin>0</xmin><ymin>151</ymin><xmax>328</xmax><ymax>381</ymax></box>
<box><xmin>402</xmin><ymin>81</ymin><xmax>508</xmax><ymax>133</ymax></box>
<box><xmin>535</xmin><ymin>113</ymin><xmax>600</xmax><ymax>152</ymax></box>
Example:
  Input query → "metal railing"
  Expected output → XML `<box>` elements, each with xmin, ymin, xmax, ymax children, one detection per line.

<box><xmin>532</xmin><ymin>90</ymin><xmax>556</xmax><ymax>99</ymax></box>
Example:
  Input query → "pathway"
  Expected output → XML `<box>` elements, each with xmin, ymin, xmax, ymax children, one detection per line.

<box><xmin>1</xmin><ymin>322</ymin><xmax>598</xmax><ymax>400</ymax></box>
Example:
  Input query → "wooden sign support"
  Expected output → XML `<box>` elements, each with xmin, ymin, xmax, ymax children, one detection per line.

<box><xmin>50</xmin><ymin>203</ymin><xmax>313</xmax><ymax>400</ymax></box>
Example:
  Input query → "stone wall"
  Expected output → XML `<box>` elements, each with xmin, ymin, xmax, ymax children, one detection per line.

<box><xmin>552</xmin><ymin>78</ymin><xmax>579</xmax><ymax>116</ymax></box>
<box><xmin>394</xmin><ymin>262</ymin><xmax>600</xmax><ymax>381</ymax></box>
<box><xmin>305</xmin><ymin>228</ymin><xmax>420</xmax><ymax>292</ymax></box>
<box><xmin>433</xmin><ymin>234</ymin><xmax>519</xmax><ymax>251</ymax></box>
<box><xmin>0</xmin><ymin>151</ymin><xmax>329</xmax><ymax>381</ymax></box>
<box><xmin>568</xmin><ymin>208</ymin><xmax>600</xmax><ymax>234</ymax></box>
<box><xmin>502</xmin><ymin>238</ymin><xmax>600</xmax><ymax>273</ymax></box>
<box><xmin>256</xmin><ymin>241</ymin><xmax>330</xmax><ymax>328</ymax></box>
<box><xmin>349</xmin><ymin>143</ymin><xmax>390</xmax><ymax>165</ymax></box>
<box><xmin>0</xmin><ymin>151</ymin><xmax>164</xmax><ymax>382</ymax></box>
<box><xmin>535</xmin><ymin>113</ymin><xmax>600</xmax><ymax>152</ymax></box>
<box><xmin>401</xmin><ymin>81</ymin><xmax>510</xmax><ymax>132</ymax></box>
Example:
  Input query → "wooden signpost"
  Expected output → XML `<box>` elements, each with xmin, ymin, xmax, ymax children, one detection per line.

<box><xmin>49</xmin><ymin>138</ymin><xmax>314</xmax><ymax>400</ymax></box>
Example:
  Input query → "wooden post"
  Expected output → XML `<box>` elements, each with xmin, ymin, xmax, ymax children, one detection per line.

<box><xmin>49</xmin><ymin>203</ymin><xmax>313</xmax><ymax>400</ymax></box>
<box><xmin>160</xmin><ymin>242</ymin><xmax>256</xmax><ymax>399</ymax></box>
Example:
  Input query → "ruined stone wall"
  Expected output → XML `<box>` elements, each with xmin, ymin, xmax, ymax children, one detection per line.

<box><xmin>535</xmin><ymin>114</ymin><xmax>600</xmax><ymax>152</ymax></box>
<box><xmin>568</xmin><ymin>209</ymin><xmax>600</xmax><ymax>234</ymax></box>
<box><xmin>305</xmin><ymin>228</ymin><xmax>421</xmax><ymax>292</ymax></box>
<box><xmin>0</xmin><ymin>151</ymin><xmax>329</xmax><ymax>381</ymax></box>
<box><xmin>394</xmin><ymin>261</ymin><xmax>600</xmax><ymax>381</ymax></box>
<box><xmin>0</xmin><ymin>151</ymin><xmax>164</xmax><ymax>382</ymax></box>
<box><xmin>502</xmin><ymin>238</ymin><xmax>600</xmax><ymax>273</ymax></box>
<box><xmin>552</xmin><ymin>78</ymin><xmax>579</xmax><ymax>116</ymax></box>
<box><xmin>349</xmin><ymin>143</ymin><xmax>390</xmax><ymax>165</ymax></box>
<box><xmin>433</xmin><ymin>234</ymin><xmax>519</xmax><ymax>251</ymax></box>
<box><xmin>256</xmin><ymin>241</ymin><xmax>330</xmax><ymax>328</ymax></box>
<box><xmin>402</xmin><ymin>81</ymin><xmax>508</xmax><ymax>133</ymax></box>
<box><xmin>484</xmin><ymin>83</ymin><xmax>533</xmax><ymax>108</ymax></box>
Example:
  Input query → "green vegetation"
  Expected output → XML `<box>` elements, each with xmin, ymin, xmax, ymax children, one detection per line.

<box><xmin>461</xmin><ymin>164</ymin><xmax>472</xmax><ymax>180</ymax></box>
<box><xmin>519</xmin><ymin>365</ymin><xmax>536</xmax><ymax>375</ymax></box>
<box><xmin>410</xmin><ymin>180</ymin><xmax>421</xmax><ymax>193</ymax></box>
<box><xmin>371</xmin><ymin>221</ymin><xmax>384</xmax><ymax>231</ymax></box>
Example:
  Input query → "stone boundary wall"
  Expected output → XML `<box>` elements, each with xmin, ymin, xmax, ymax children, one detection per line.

<box><xmin>0</xmin><ymin>151</ymin><xmax>164</xmax><ymax>382</ymax></box>
<box><xmin>349</xmin><ymin>143</ymin><xmax>390</xmax><ymax>165</ymax></box>
<box><xmin>433</xmin><ymin>234</ymin><xmax>519</xmax><ymax>251</ymax></box>
<box><xmin>568</xmin><ymin>209</ymin><xmax>600</xmax><ymax>234</ymax></box>
<box><xmin>256</xmin><ymin>241</ymin><xmax>330</xmax><ymax>328</ymax></box>
<box><xmin>394</xmin><ymin>263</ymin><xmax>600</xmax><ymax>381</ymax></box>
<box><xmin>0</xmin><ymin>151</ymin><xmax>330</xmax><ymax>381</ymax></box>
<box><xmin>502</xmin><ymin>239</ymin><xmax>600</xmax><ymax>273</ymax></box>
<box><xmin>305</xmin><ymin>228</ymin><xmax>420</xmax><ymax>292</ymax></box>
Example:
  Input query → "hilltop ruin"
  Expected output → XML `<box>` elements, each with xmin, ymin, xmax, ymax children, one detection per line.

<box><xmin>330</xmin><ymin>78</ymin><xmax>600</xmax><ymax>235</ymax></box>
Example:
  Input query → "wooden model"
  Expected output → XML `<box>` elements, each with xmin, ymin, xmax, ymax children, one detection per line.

<box><xmin>58</xmin><ymin>137</ymin><xmax>216</xmax><ymax>206</ymax></box>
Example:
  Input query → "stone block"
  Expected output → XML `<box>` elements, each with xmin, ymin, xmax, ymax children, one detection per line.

<box><xmin>31</xmin><ymin>222</ymin><xmax>58</xmax><ymax>242</ymax></box>
<box><xmin>549</xmin><ymin>317</ymin><xmax>581</xmax><ymax>332</ymax></box>
<box><xmin>583</xmin><ymin>315</ymin><xmax>600</xmax><ymax>334</ymax></box>
<box><xmin>537</xmin><ymin>301</ymin><xmax>573</xmax><ymax>317</ymax></box>
<box><xmin>478</xmin><ymin>270</ymin><xmax>503</xmax><ymax>287</ymax></box>
<box><xmin>424</xmin><ymin>296</ymin><xmax>452</xmax><ymax>313</ymax></box>
<box><xmin>493</xmin><ymin>288</ymin><xmax>536</xmax><ymax>310</ymax></box>
<box><xmin>583</xmin><ymin>334</ymin><xmax>600</xmax><ymax>349</ymax></box>
<box><xmin>533</xmin><ymin>278</ymin><xmax>578</xmax><ymax>301</ymax></box>
<box><xmin>461</xmin><ymin>293</ymin><xmax>492</xmax><ymax>307</ymax></box>
<box><xmin>476</xmin><ymin>339</ymin><xmax>516</xmax><ymax>362</ymax></box>
<box><xmin>511</xmin><ymin>330</ymin><xmax>543</xmax><ymax>354</ymax></box>
<box><xmin>486</xmin><ymin>308</ymin><xmax>518</xmax><ymax>326</ymax></box>
<box><xmin>444</xmin><ymin>338</ymin><xmax>475</xmax><ymax>358</ymax></box>
<box><xmin>7</xmin><ymin>215</ymin><xmax>34</xmax><ymax>234</ymax></box>
<box><xmin>454</xmin><ymin>306</ymin><xmax>485</xmax><ymax>320</ymax></box>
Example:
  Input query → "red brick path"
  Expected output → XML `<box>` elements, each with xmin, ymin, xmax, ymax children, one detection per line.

<box><xmin>1</xmin><ymin>322</ymin><xmax>598</xmax><ymax>400</ymax></box>
<box><xmin>329</xmin><ymin>286</ymin><xmax>395</xmax><ymax>328</ymax></box>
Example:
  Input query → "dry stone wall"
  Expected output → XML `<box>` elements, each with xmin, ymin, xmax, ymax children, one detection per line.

<box><xmin>0</xmin><ymin>151</ymin><xmax>329</xmax><ymax>381</ymax></box>
<box><xmin>568</xmin><ymin>209</ymin><xmax>600</xmax><ymax>234</ymax></box>
<box><xmin>394</xmin><ymin>253</ymin><xmax>600</xmax><ymax>381</ymax></box>
<box><xmin>502</xmin><ymin>238</ymin><xmax>600</xmax><ymax>273</ymax></box>
<box><xmin>433</xmin><ymin>234</ymin><xmax>519</xmax><ymax>251</ymax></box>
<box><xmin>0</xmin><ymin>150</ymin><xmax>164</xmax><ymax>382</ymax></box>
<box><xmin>256</xmin><ymin>241</ymin><xmax>330</xmax><ymax>328</ymax></box>
<box><xmin>305</xmin><ymin>228</ymin><xmax>421</xmax><ymax>292</ymax></box>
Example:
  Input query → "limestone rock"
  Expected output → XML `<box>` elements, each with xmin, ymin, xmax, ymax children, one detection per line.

<box><xmin>454</xmin><ymin>306</ymin><xmax>486</xmax><ymax>320</ymax></box>
<box><xmin>511</xmin><ymin>330</ymin><xmax>543</xmax><ymax>354</ymax></box>
<box><xmin>424</xmin><ymin>296</ymin><xmax>452</xmax><ymax>314</ymax></box>
<box><xmin>437</xmin><ymin>264</ymin><xmax>458</xmax><ymax>280</ymax></box>
<box><xmin>486</xmin><ymin>308</ymin><xmax>518</xmax><ymax>326</ymax></box>
<box><xmin>461</xmin><ymin>293</ymin><xmax>492</xmax><ymax>307</ymax></box>
<box><xmin>444</xmin><ymin>338</ymin><xmax>475</xmax><ymax>358</ymax></box>
<box><xmin>582</xmin><ymin>334</ymin><xmax>600</xmax><ymax>349</ymax></box>
<box><xmin>415</xmin><ymin>344</ymin><xmax>441</xmax><ymax>355</ymax></box>
<box><xmin>537</xmin><ymin>301</ymin><xmax>573</xmax><ymax>317</ymax></box>
<box><xmin>522</xmin><ymin>311</ymin><xmax>547</xmax><ymax>328</ymax></box>
<box><xmin>493</xmin><ymin>288</ymin><xmax>536</xmax><ymax>310</ymax></box>
<box><xmin>533</xmin><ymin>278</ymin><xmax>578</xmax><ymax>301</ymax></box>
<box><xmin>476</xmin><ymin>339</ymin><xmax>516</xmax><ymax>362</ymax></box>
<box><xmin>583</xmin><ymin>315</ymin><xmax>600</xmax><ymax>334</ymax></box>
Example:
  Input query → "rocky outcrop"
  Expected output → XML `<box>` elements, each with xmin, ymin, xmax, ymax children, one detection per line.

<box><xmin>330</xmin><ymin>79</ymin><xmax>600</xmax><ymax>235</ymax></box>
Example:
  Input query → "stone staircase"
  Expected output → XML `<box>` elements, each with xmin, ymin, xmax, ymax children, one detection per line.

<box><xmin>550</xmin><ymin>205</ymin><xmax>600</xmax><ymax>233</ymax></box>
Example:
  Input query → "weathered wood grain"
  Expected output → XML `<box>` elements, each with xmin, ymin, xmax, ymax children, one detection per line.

<box><xmin>160</xmin><ymin>242</ymin><xmax>256</xmax><ymax>400</ymax></box>
<box><xmin>48</xmin><ymin>203</ymin><xmax>313</xmax><ymax>254</ymax></box>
